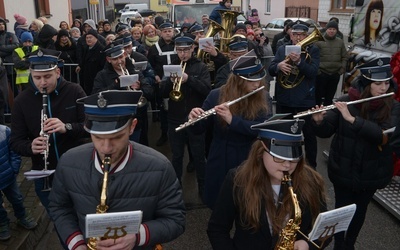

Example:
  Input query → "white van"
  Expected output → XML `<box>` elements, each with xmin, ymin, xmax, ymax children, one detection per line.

<box><xmin>118</xmin><ymin>4</ymin><xmax>148</xmax><ymax>14</ymax></box>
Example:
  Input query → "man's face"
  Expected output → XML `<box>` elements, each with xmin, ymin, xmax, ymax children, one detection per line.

<box><xmin>202</xmin><ymin>17</ymin><xmax>209</xmax><ymax>25</ymax></box>
<box><xmin>143</xmin><ymin>18</ymin><xmax>151</xmax><ymax>25</ymax></box>
<box><xmin>107</xmin><ymin>53</ymin><xmax>126</xmax><ymax>71</ymax></box>
<box><xmin>85</xmin><ymin>34</ymin><xmax>97</xmax><ymax>47</ymax></box>
<box><xmin>23</xmin><ymin>40</ymin><xmax>33</xmax><ymax>47</ymax></box>
<box><xmin>192</xmin><ymin>31</ymin><xmax>205</xmax><ymax>42</ymax></box>
<box><xmin>91</xmin><ymin>119</ymin><xmax>137</xmax><ymax>162</ymax></box>
<box><xmin>235</xmin><ymin>29</ymin><xmax>247</xmax><ymax>36</ymax></box>
<box><xmin>326</xmin><ymin>28</ymin><xmax>337</xmax><ymax>38</ymax></box>
<box><xmin>103</xmin><ymin>23</ymin><xmax>111</xmax><ymax>32</ymax></box>
<box><xmin>124</xmin><ymin>44</ymin><xmax>133</xmax><ymax>56</ymax></box>
<box><xmin>0</xmin><ymin>22</ymin><xmax>5</xmax><ymax>31</ymax></box>
<box><xmin>30</xmin><ymin>68</ymin><xmax>60</xmax><ymax>93</ymax></box>
<box><xmin>290</xmin><ymin>31</ymin><xmax>307</xmax><ymax>44</ymax></box>
<box><xmin>132</xmin><ymin>30</ymin><xmax>141</xmax><ymax>41</ymax></box>
<box><xmin>161</xmin><ymin>28</ymin><xmax>174</xmax><ymax>42</ymax></box>
<box><xmin>176</xmin><ymin>45</ymin><xmax>193</xmax><ymax>62</ymax></box>
<box><xmin>83</xmin><ymin>24</ymin><xmax>92</xmax><ymax>33</ymax></box>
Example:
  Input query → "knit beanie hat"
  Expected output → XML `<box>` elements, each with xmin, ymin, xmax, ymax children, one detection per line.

<box><xmin>70</xmin><ymin>27</ymin><xmax>80</xmax><ymax>34</ymax></box>
<box><xmin>326</xmin><ymin>20</ymin><xmax>338</xmax><ymax>30</ymax></box>
<box><xmin>0</xmin><ymin>17</ymin><xmax>7</xmax><ymax>30</ymax></box>
<box><xmin>57</xmin><ymin>29</ymin><xmax>70</xmax><ymax>39</ymax></box>
<box><xmin>86</xmin><ymin>29</ymin><xmax>98</xmax><ymax>39</ymax></box>
<box><xmin>21</xmin><ymin>32</ymin><xmax>33</xmax><ymax>43</ymax></box>
<box><xmin>154</xmin><ymin>16</ymin><xmax>164</xmax><ymax>28</ymax></box>
<box><xmin>14</xmin><ymin>14</ymin><xmax>27</xmax><ymax>25</ymax></box>
<box><xmin>39</xmin><ymin>24</ymin><xmax>58</xmax><ymax>41</ymax></box>
<box><xmin>234</xmin><ymin>23</ymin><xmax>247</xmax><ymax>34</ymax></box>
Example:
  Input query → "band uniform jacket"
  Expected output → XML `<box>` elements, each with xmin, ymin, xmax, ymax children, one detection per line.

<box><xmin>10</xmin><ymin>78</ymin><xmax>87</xmax><ymax>170</ymax></box>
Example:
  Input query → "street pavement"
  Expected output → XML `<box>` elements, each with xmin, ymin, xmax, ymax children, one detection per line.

<box><xmin>1</xmin><ymin>114</ymin><xmax>400</xmax><ymax>250</ymax></box>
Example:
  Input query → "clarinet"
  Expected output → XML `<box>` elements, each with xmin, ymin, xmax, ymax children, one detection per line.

<box><xmin>40</xmin><ymin>88</ymin><xmax>51</xmax><ymax>191</ymax></box>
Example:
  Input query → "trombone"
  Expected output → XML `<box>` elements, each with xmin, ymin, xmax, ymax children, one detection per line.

<box><xmin>119</xmin><ymin>63</ymin><xmax>147</xmax><ymax>107</ymax></box>
<box><xmin>169</xmin><ymin>61</ymin><xmax>187</xmax><ymax>102</ymax></box>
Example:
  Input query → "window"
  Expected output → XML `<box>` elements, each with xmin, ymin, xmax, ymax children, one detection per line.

<box><xmin>331</xmin><ymin>0</ymin><xmax>355</xmax><ymax>12</ymax></box>
<box><xmin>265</xmin><ymin>0</ymin><xmax>271</xmax><ymax>13</ymax></box>
<box><xmin>35</xmin><ymin>0</ymin><xmax>51</xmax><ymax>17</ymax></box>
<box><xmin>159</xmin><ymin>0</ymin><xmax>167</xmax><ymax>5</ymax></box>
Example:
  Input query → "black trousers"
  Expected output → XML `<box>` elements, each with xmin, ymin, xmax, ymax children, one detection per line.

<box><xmin>275</xmin><ymin>104</ymin><xmax>317</xmax><ymax>169</ymax></box>
<box><xmin>315</xmin><ymin>72</ymin><xmax>341</xmax><ymax>106</ymax></box>
<box><xmin>332</xmin><ymin>185</ymin><xmax>376</xmax><ymax>250</ymax></box>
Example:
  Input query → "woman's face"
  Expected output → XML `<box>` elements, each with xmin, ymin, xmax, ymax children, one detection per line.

<box><xmin>262</xmin><ymin>149</ymin><xmax>298</xmax><ymax>185</ymax></box>
<box><xmin>60</xmin><ymin>22</ymin><xmax>68</xmax><ymax>30</ymax></box>
<box><xmin>244</xmin><ymin>80</ymin><xmax>261</xmax><ymax>92</ymax></box>
<box><xmin>132</xmin><ymin>30</ymin><xmax>141</xmax><ymax>41</ymax></box>
<box><xmin>30</xmin><ymin>22</ymin><xmax>37</xmax><ymax>31</ymax></box>
<box><xmin>370</xmin><ymin>81</ymin><xmax>390</xmax><ymax>96</ymax></box>
<box><xmin>147</xmin><ymin>29</ymin><xmax>156</xmax><ymax>37</ymax></box>
<box><xmin>60</xmin><ymin>35</ymin><xmax>69</xmax><ymax>44</ymax></box>
<box><xmin>369</xmin><ymin>9</ymin><xmax>382</xmax><ymax>31</ymax></box>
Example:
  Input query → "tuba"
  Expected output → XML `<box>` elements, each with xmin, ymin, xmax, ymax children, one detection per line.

<box><xmin>169</xmin><ymin>61</ymin><xmax>187</xmax><ymax>102</ymax></box>
<box><xmin>87</xmin><ymin>155</ymin><xmax>112</xmax><ymax>250</ymax></box>
<box><xmin>274</xmin><ymin>171</ymin><xmax>302</xmax><ymax>250</ymax></box>
<box><xmin>277</xmin><ymin>28</ymin><xmax>325</xmax><ymax>89</ymax></box>
<box><xmin>217</xmin><ymin>9</ymin><xmax>241</xmax><ymax>53</ymax></box>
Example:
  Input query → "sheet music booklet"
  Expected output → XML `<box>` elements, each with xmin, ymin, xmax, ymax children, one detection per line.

<box><xmin>308</xmin><ymin>204</ymin><xmax>356</xmax><ymax>241</ymax></box>
<box><xmin>85</xmin><ymin>210</ymin><xmax>143</xmax><ymax>238</ymax></box>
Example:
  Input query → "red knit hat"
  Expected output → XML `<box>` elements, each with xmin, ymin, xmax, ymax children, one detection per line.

<box><xmin>14</xmin><ymin>14</ymin><xmax>27</xmax><ymax>25</ymax></box>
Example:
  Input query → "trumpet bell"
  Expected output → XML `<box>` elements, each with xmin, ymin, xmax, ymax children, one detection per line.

<box><xmin>170</xmin><ymin>90</ymin><xmax>183</xmax><ymax>101</ymax></box>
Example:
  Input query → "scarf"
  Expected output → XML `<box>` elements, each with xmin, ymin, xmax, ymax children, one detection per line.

<box><xmin>348</xmin><ymin>87</ymin><xmax>385</xmax><ymax>111</ymax></box>
<box><xmin>145</xmin><ymin>35</ymin><xmax>159</xmax><ymax>47</ymax></box>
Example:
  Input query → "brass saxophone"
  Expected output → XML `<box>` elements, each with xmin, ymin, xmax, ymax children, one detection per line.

<box><xmin>274</xmin><ymin>171</ymin><xmax>302</xmax><ymax>250</ymax></box>
<box><xmin>87</xmin><ymin>155</ymin><xmax>112</xmax><ymax>250</ymax></box>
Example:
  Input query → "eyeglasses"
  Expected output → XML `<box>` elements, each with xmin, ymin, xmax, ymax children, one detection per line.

<box><xmin>264</xmin><ymin>150</ymin><xmax>300</xmax><ymax>164</ymax></box>
<box><xmin>176</xmin><ymin>48</ymin><xmax>191</xmax><ymax>54</ymax></box>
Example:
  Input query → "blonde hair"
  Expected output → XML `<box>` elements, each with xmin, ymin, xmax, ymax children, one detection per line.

<box><xmin>31</xmin><ymin>19</ymin><xmax>44</xmax><ymax>31</ymax></box>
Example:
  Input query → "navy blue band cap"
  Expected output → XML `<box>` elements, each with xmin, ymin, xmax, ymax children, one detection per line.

<box><xmin>251</xmin><ymin>119</ymin><xmax>305</xmax><ymax>160</ymax></box>
<box><xmin>230</xmin><ymin>50</ymin><xmax>266</xmax><ymax>81</ymax></box>
<box><xmin>76</xmin><ymin>90</ymin><xmax>142</xmax><ymax>134</ymax></box>
<box><xmin>104</xmin><ymin>44</ymin><xmax>125</xmax><ymax>58</ymax></box>
<box><xmin>159</xmin><ymin>22</ymin><xmax>173</xmax><ymax>30</ymax></box>
<box><xmin>357</xmin><ymin>57</ymin><xmax>393</xmax><ymax>82</ymax></box>
<box><xmin>291</xmin><ymin>21</ymin><xmax>309</xmax><ymax>33</ymax></box>
<box><xmin>189</xmin><ymin>24</ymin><xmax>204</xmax><ymax>33</ymax></box>
<box><xmin>174</xmin><ymin>32</ymin><xmax>195</xmax><ymax>47</ymax></box>
<box><xmin>29</xmin><ymin>49</ymin><xmax>61</xmax><ymax>71</ymax></box>
<box><xmin>228</xmin><ymin>34</ymin><xmax>248</xmax><ymax>52</ymax></box>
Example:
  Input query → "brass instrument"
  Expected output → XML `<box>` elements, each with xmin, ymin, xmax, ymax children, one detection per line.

<box><xmin>119</xmin><ymin>63</ymin><xmax>147</xmax><ymax>107</ymax></box>
<box><xmin>87</xmin><ymin>155</ymin><xmax>112</xmax><ymax>250</ymax></box>
<box><xmin>277</xmin><ymin>28</ymin><xmax>325</xmax><ymax>89</ymax></box>
<box><xmin>216</xmin><ymin>9</ymin><xmax>241</xmax><ymax>53</ymax></box>
<box><xmin>40</xmin><ymin>88</ymin><xmax>51</xmax><ymax>191</ymax></box>
<box><xmin>175</xmin><ymin>85</ymin><xmax>265</xmax><ymax>131</ymax></box>
<box><xmin>293</xmin><ymin>92</ymin><xmax>394</xmax><ymax>118</ymax></box>
<box><xmin>169</xmin><ymin>61</ymin><xmax>187</xmax><ymax>102</ymax></box>
<box><xmin>274</xmin><ymin>171</ymin><xmax>302</xmax><ymax>250</ymax></box>
<box><xmin>197</xmin><ymin>18</ymin><xmax>224</xmax><ymax>72</ymax></box>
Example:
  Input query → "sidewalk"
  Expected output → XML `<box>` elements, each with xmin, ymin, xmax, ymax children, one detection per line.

<box><xmin>0</xmin><ymin>157</ymin><xmax>50</xmax><ymax>250</ymax></box>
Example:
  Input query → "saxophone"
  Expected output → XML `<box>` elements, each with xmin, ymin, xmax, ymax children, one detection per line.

<box><xmin>274</xmin><ymin>171</ymin><xmax>302</xmax><ymax>250</ymax></box>
<box><xmin>87</xmin><ymin>155</ymin><xmax>112</xmax><ymax>250</ymax></box>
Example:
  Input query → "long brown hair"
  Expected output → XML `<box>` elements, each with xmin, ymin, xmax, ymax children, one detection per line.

<box><xmin>233</xmin><ymin>140</ymin><xmax>326</xmax><ymax>233</ymax></box>
<box><xmin>359</xmin><ymin>83</ymin><xmax>393</xmax><ymax>124</ymax></box>
<box><xmin>218</xmin><ymin>74</ymin><xmax>268</xmax><ymax>126</ymax></box>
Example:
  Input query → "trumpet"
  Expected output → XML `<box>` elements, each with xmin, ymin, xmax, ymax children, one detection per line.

<box><xmin>119</xmin><ymin>63</ymin><xmax>147</xmax><ymax>107</ymax></box>
<box><xmin>169</xmin><ymin>61</ymin><xmax>187</xmax><ymax>102</ymax></box>
<box><xmin>40</xmin><ymin>88</ymin><xmax>52</xmax><ymax>191</ymax></box>
<box><xmin>175</xmin><ymin>85</ymin><xmax>265</xmax><ymax>131</ymax></box>
<box><xmin>293</xmin><ymin>92</ymin><xmax>394</xmax><ymax>118</ymax></box>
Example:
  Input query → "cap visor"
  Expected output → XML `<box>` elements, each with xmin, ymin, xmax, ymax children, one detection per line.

<box><xmin>239</xmin><ymin>69</ymin><xmax>267</xmax><ymax>81</ymax></box>
<box><xmin>269</xmin><ymin>144</ymin><xmax>303</xmax><ymax>161</ymax></box>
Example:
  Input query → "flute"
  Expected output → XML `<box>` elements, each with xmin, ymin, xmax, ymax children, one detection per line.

<box><xmin>175</xmin><ymin>85</ymin><xmax>265</xmax><ymax>132</ymax></box>
<box><xmin>293</xmin><ymin>92</ymin><xmax>394</xmax><ymax>118</ymax></box>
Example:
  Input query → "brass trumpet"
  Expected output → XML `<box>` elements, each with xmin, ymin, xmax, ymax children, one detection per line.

<box><xmin>119</xmin><ymin>63</ymin><xmax>147</xmax><ymax>107</ymax></box>
<box><xmin>169</xmin><ymin>61</ymin><xmax>187</xmax><ymax>102</ymax></box>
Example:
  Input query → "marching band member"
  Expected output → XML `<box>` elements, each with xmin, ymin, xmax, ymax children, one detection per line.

<box><xmin>268</xmin><ymin>21</ymin><xmax>320</xmax><ymax>169</ymax></box>
<box><xmin>161</xmin><ymin>33</ymin><xmax>211</xmax><ymax>196</ymax></box>
<box><xmin>311</xmin><ymin>58</ymin><xmax>400</xmax><ymax>250</ymax></box>
<box><xmin>189</xmin><ymin>50</ymin><xmax>272</xmax><ymax>208</ymax></box>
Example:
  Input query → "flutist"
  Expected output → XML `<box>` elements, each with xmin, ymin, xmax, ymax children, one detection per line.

<box><xmin>48</xmin><ymin>90</ymin><xmax>185</xmax><ymax>250</ymax></box>
<box><xmin>9</xmin><ymin>49</ymin><xmax>87</xmax><ymax>216</ymax></box>
<box><xmin>188</xmin><ymin>50</ymin><xmax>272</xmax><ymax>209</ymax></box>
<box><xmin>310</xmin><ymin>58</ymin><xmax>400</xmax><ymax>250</ymax></box>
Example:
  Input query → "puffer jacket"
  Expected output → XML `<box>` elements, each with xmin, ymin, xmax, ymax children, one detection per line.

<box><xmin>312</xmin><ymin>94</ymin><xmax>400</xmax><ymax>190</ymax></box>
<box><xmin>0</xmin><ymin>125</ymin><xmax>22</xmax><ymax>190</ymax></box>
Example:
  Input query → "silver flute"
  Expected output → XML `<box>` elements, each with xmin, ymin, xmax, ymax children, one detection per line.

<box><xmin>175</xmin><ymin>85</ymin><xmax>265</xmax><ymax>132</ymax></box>
<box><xmin>293</xmin><ymin>92</ymin><xmax>395</xmax><ymax>118</ymax></box>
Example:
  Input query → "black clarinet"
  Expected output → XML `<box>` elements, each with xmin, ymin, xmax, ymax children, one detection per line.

<box><xmin>40</xmin><ymin>88</ymin><xmax>51</xmax><ymax>191</ymax></box>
